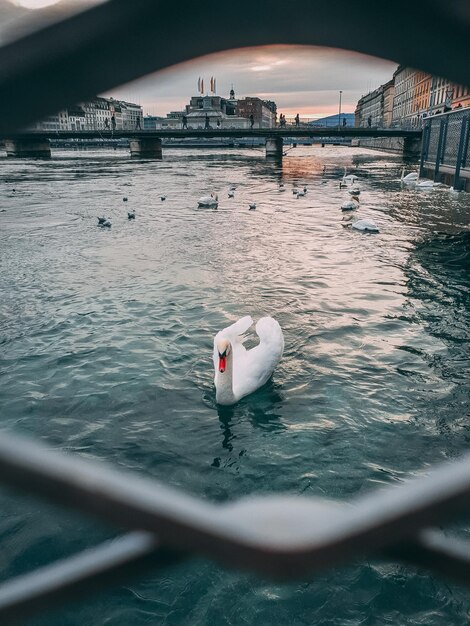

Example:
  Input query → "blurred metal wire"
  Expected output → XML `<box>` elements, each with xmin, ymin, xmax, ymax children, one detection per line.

<box><xmin>0</xmin><ymin>432</ymin><xmax>469</xmax><ymax>621</ymax></box>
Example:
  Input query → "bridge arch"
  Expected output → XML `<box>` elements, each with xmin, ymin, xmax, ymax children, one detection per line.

<box><xmin>0</xmin><ymin>0</ymin><xmax>468</xmax><ymax>134</ymax></box>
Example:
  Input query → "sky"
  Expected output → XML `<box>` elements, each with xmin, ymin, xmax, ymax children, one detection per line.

<box><xmin>4</xmin><ymin>0</ymin><xmax>398</xmax><ymax>118</ymax></box>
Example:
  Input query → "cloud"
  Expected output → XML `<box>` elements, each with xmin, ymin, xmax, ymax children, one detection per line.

<box><xmin>104</xmin><ymin>45</ymin><xmax>396</xmax><ymax>117</ymax></box>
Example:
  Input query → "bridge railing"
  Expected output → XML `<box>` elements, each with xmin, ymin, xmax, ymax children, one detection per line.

<box><xmin>419</xmin><ymin>108</ymin><xmax>470</xmax><ymax>189</ymax></box>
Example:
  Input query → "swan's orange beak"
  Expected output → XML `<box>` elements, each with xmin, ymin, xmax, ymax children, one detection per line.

<box><xmin>218</xmin><ymin>352</ymin><xmax>227</xmax><ymax>373</ymax></box>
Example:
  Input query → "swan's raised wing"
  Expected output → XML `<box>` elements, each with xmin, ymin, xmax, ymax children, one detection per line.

<box><xmin>217</xmin><ymin>315</ymin><xmax>253</xmax><ymax>340</ymax></box>
<box><xmin>234</xmin><ymin>317</ymin><xmax>284</xmax><ymax>398</ymax></box>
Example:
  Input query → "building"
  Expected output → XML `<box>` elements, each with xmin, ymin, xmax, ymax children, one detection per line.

<box><xmin>153</xmin><ymin>89</ymin><xmax>255</xmax><ymax>130</ymax></box>
<box><xmin>143</xmin><ymin>115</ymin><xmax>165</xmax><ymax>130</ymax></box>
<box><xmin>236</xmin><ymin>97</ymin><xmax>276</xmax><ymax>128</ymax></box>
<box><xmin>355</xmin><ymin>65</ymin><xmax>470</xmax><ymax>131</ymax></box>
<box><xmin>382</xmin><ymin>80</ymin><xmax>395</xmax><ymax>128</ymax></box>
<box><xmin>31</xmin><ymin>97</ymin><xmax>143</xmax><ymax>131</ymax></box>
<box><xmin>355</xmin><ymin>85</ymin><xmax>384</xmax><ymax>127</ymax></box>
<box><xmin>120</xmin><ymin>100</ymin><xmax>143</xmax><ymax>129</ymax></box>
<box><xmin>391</xmin><ymin>66</ymin><xmax>418</xmax><ymax>127</ymax></box>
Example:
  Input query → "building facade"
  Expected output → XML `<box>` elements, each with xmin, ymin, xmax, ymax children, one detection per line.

<box><xmin>236</xmin><ymin>97</ymin><xmax>276</xmax><ymax>128</ymax></box>
<box><xmin>31</xmin><ymin>97</ymin><xmax>143</xmax><ymax>131</ymax></box>
<box><xmin>355</xmin><ymin>85</ymin><xmax>384</xmax><ymax>127</ymax></box>
<box><xmin>382</xmin><ymin>80</ymin><xmax>395</xmax><ymax>128</ymax></box>
<box><xmin>153</xmin><ymin>89</ymin><xmax>274</xmax><ymax>130</ymax></box>
<box><xmin>358</xmin><ymin>66</ymin><xmax>470</xmax><ymax>131</ymax></box>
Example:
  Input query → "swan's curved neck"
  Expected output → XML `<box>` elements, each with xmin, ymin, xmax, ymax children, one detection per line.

<box><xmin>215</xmin><ymin>348</ymin><xmax>236</xmax><ymax>406</ymax></box>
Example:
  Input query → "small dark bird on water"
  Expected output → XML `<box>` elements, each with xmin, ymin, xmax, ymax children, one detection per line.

<box><xmin>161</xmin><ymin>195</ymin><xmax>166</xmax><ymax>201</ymax></box>
<box><xmin>97</xmin><ymin>217</ymin><xmax>111</xmax><ymax>227</ymax></box>
<box><xmin>128</xmin><ymin>210</ymin><xmax>136</xmax><ymax>219</ymax></box>
<box><xmin>123</xmin><ymin>197</ymin><xmax>128</xmax><ymax>202</ymax></box>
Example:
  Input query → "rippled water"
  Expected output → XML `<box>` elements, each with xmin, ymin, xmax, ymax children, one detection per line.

<box><xmin>1</xmin><ymin>146</ymin><xmax>470</xmax><ymax>625</ymax></box>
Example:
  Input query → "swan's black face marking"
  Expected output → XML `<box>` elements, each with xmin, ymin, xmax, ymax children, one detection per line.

<box><xmin>217</xmin><ymin>345</ymin><xmax>230</xmax><ymax>373</ymax></box>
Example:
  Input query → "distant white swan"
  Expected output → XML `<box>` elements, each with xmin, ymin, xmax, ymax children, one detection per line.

<box><xmin>352</xmin><ymin>218</ymin><xmax>379</xmax><ymax>233</ymax></box>
<box><xmin>342</xmin><ymin>168</ymin><xmax>359</xmax><ymax>184</ymax></box>
<box><xmin>400</xmin><ymin>167</ymin><xmax>418</xmax><ymax>184</ymax></box>
<box><xmin>341</xmin><ymin>199</ymin><xmax>359</xmax><ymax>211</ymax></box>
<box><xmin>198</xmin><ymin>193</ymin><xmax>218</xmax><ymax>207</ymax></box>
<box><xmin>213</xmin><ymin>315</ymin><xmax>284</xmax><ymax>405</ymax></box>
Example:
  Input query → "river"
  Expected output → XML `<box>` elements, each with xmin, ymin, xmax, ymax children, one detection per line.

<box><xmin>1</xmin><ymin>146</ymin><xmax>470</xmax><ymax>625</ymax></box>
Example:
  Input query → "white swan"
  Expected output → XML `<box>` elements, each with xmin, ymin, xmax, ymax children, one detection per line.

<box><xmin>213</xmin><ymin>315</ymin><xmax>284</xmax><ymax>405</ymax></box>
<box><xmin>341</xmin><ymin>199</ymin><xmax>359</xmax><ymax>211</ymax></box>
<box><xmin>198</xmin><ymin>193</ymin><xmax>218</xmax><ymax>208</ymax></box>
<box><xmin>352</xmin><ymin>218</ymin><xmax>379</xmax><ymax>233</ymax></box>
<box><xmin>342</xmin><ymin>168</ymin><xmax>359</xmax><ymax>184</ymax></box>
<box><xmin>400</xmin><ymin>167</ymin><xmax>418</xmax><ymax>184</ymax></box>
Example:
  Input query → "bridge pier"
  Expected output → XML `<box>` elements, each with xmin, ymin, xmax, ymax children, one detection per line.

<box><xmin>4</xmin><ymin>138</ymin><xmax>51</xmax><ymax>158</ymax></box>
<box><xmin>129</xmin><ymin>138</ymin><xmax>162</xmax><ymax>158</ymax></box>
<box><xmin>265</xmin><ymin>136</ymin><xmax>283</xmax><ymax>159</ymax></box>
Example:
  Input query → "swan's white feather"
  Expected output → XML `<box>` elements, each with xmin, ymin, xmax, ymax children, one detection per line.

<box><xmin>213</xmin><ymin>316</ymin><xmax>283</xmax><ymax>404</ymax></box>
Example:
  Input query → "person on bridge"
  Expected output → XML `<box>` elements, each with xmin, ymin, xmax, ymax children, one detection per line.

<box><xmin>342</xmin><ymin>117</ymin><xmax>347</xmax><ymax>127</ymax></box>
<box><xmin>250</xmin><ymin>114</ymin><xmax>254</xmax><ymax>129</ymax></box>
<box><xmin>104</xmin><ymin>118</ymin><xmax>110</xmax><ymax>130</ymax></box>
<box><xmin>182</xmin><ymin>114</ymin><xmax>188</xmax><ymax>129</ymax></box>
<box><xmin>135</xmin><ymin>117</ymin><xmax>141</xmax><ymax>130</ymax></box>
<box><xmin>367</xmin><ymin>116</ymin><xmax>372</xmax><ymax>128</ymax></box>
<box><xmin>205</xmin><ymin>114</ymin><xmax>210</xmax><ymax>129</ymax></box>
<box><xmin>111</xmin><ymin>115</ymin><xmax>116</xmax><ymax>130</ymax></box>
<box><xmin>295</xmin><ymin>113</ymin><xmax>300</xmax><ymax>127</ymax></box>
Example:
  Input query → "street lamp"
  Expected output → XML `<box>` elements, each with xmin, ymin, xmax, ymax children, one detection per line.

<box><xmin>338</xmin><ymin>90</ymin><xmax>343</xmax><ymax>131</ymax></box>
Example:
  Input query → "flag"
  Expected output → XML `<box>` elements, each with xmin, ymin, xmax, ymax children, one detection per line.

<box><xmin>198</xmin><ymin>77</ymin><xmax>201</xmax><ymax>93</ymax></box>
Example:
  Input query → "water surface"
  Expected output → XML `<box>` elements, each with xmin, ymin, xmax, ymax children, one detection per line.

<box><xmin>1</xmin><ymin>146</ymin><xmax>470</xmax><ymax>625</ymax></box>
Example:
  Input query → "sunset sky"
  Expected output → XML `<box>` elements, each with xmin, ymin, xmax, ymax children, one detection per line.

<box><xmin>3</xmin><ymin>0</ymin><xmax>398</xmax><ymax>118</ymax></box>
